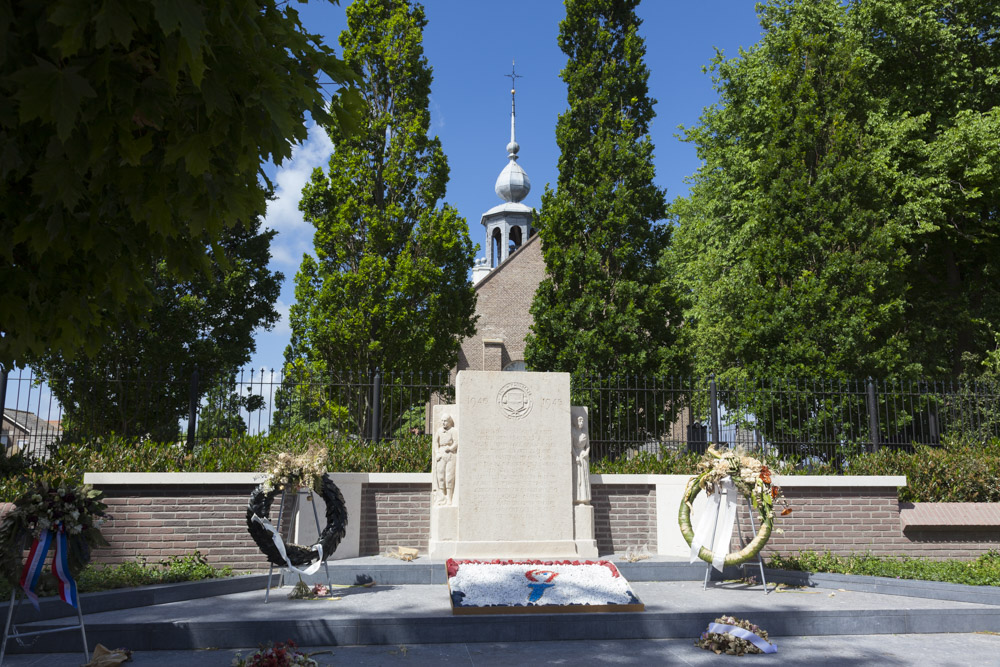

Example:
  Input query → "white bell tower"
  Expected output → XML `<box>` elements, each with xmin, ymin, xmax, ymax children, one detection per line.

<box><xmin>472</xmin><ymin>61</ymin><xmax>535</xmax><ymax>286</ymax></box>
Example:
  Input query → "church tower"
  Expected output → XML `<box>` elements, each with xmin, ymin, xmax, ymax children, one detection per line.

<box><xmin>471</xmin><ymin>63</ymin><xmax>535</xmax><ymax>285</ymax></box>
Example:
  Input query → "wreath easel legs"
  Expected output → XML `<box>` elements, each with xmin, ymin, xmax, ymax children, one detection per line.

<box><xmin>0</xmin><ymin>537</ymin><xmax>90</xmax><ymax>664</ymax></box>
<box><xmin>261</xmin><ymin>489</ymin><xmax>335</xmax><ymax>604</ymax></box>
<box><xmin>696</xmin><ymin>493</ymin><xmax>769</xmax><ymax>596</ymax></box>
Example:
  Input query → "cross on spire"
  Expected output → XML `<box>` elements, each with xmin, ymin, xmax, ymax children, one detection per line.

<box><xmin>504</xmin><ymin>60</ymin><xmax>522</xmax><ymax>149</ymax></box>
<box><xmin>504</xmin><ymin>60</ymin><xmax>523</xmax><ymax>94</ymax></box>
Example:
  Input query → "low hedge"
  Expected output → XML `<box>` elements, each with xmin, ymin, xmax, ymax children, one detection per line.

<box><xmin>844</xmin><ymin>437</ymin><xmax>1000</xmax><ymax>503</ymax></box>
<box><xmin>5</xmin><ymin>432</ymin><xmax>999</xmax><ymax>505</ymax></box>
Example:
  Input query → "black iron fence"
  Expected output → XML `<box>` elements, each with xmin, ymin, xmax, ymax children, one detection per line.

<box><xmin>2</xmin><ymin>367</ymin><xmax>998</xmax><ymax>462</ymax></box>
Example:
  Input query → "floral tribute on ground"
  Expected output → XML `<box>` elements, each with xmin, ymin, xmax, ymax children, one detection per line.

<box><xmin>446</xmin><ymin>559</ymin><xmax>643</xmax><ymax>614</ymax></box>
<box><xmin>678</xmin><ymin>446</ymin><xmax>791</xmax><ymax>568</ymax></box>
<box><xmin>0</xmin><ymin>472</ymin><xmax>108</xmax><ymax>608</ymax></box>
<box><xmin>696</xmin><ymin>615</ymin><xmax>777</xmax><ymax>655</ymax></box>
<box><xmin>245</xmin><ymin>444</ymin><xmax>347</xmax><ymax>574</ymax></box>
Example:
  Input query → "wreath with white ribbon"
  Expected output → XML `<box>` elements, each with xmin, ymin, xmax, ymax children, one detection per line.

<box><xmin>678</xmin><ymin>446</ymin><xmax>788</xmax><ymax>569</ymax></box>
<box><xmin>246</xmin><ymin>475</ymin><xmax>347</xmax><ymax>575</ymax></box>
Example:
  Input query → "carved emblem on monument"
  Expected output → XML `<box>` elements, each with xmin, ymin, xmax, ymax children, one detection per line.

<box><xmin>497</xmin><ymin>382</ymin><xmax>532</xmax><ymax>420</ymax></box>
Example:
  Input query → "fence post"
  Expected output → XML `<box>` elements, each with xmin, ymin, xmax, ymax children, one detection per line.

<box><xmin>709</xmin><ymin>374</ymin><xmax>720</xmax><ymax>445</ymax></box>
<box><xmin>186</xmin><ymin>366</ymin><xmax>199</xmax><ymax>452</ymax></box>
<box><xmin>866</xmin><ymin>377</ymin><xmax>880</xmax><ymax>453</ymax></box>
<box><xmin>371</xmin><ymin>367</ymin><xmax>382</xmax><ymax>442</ymax></box>
<box><xmin>0</xmin><ymin>368</ymin><xmax>7</xmax><ymax>427</ymax></box>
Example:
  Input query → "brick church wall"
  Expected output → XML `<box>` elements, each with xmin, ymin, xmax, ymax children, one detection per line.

<box><xmin>457</xmin><ymin>234</ymin><xmax>546</xmax><ymax>372</ymax></box>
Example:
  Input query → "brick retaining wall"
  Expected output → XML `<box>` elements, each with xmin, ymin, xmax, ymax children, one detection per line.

<box><xmin>95</xmin><ymin>483</ymin><xmax>272</xmax><ymax>572</ymax></box>
<box><xmin>593</xmin><ymin>484</ymin><xmax>657</xmax><ymax>554</ymax></box>
<box><xmin>359</xmin><ymin>483</ymin><xmax>431</xmax><ymax>556</ymax></box>
<box><xmin>735</xmin><ymin>486</ymin><xmax>1000</xmax><ymax>560</ymax></box>
<box><xmin>81</xmin><ymin>474</ymin><xmax>1000</xmax><ymax>572</ymax></box>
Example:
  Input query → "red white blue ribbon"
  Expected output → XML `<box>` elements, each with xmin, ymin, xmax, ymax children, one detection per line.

<box><xmin>18</xmin><ymin>526</ymin><xmax>79</xmax><ymax>609</ymax></box>
<box><xmin>52</xmin><ymin>528</ymin><xmax>79</xmax><ymax>608</ymax></box>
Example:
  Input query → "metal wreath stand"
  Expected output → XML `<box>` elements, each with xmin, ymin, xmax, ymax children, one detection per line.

<box><xmin>246</xmin><ymin>476</ymin><xmax>348</xmax><ymax>604</ymax></box>
<box><xmin>1</xmin><ymin>537</ymin><xmax>89</xmax><ymax>664</ymax></box>
<box><xmin>699</xmin><ymin>486</ymin><xmax>769</xmax><ymax>595</ymax></box>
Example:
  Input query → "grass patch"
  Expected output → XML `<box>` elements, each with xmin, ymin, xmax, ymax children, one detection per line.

<box><xmin>0</xmin><ymin>551</ymin><xmax>235</xmax><ymax>600</ymax></box>
<box><xmin>768</xmin><ymin>550</ymin><xmax>1000</xmax><ymax>587</ymax></box>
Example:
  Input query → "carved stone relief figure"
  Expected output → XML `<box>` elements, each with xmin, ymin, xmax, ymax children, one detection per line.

<box><xmin>572</xmin><ymin>413</ymin><xmax>591</xmax><ymax>504</ymax></box>
<box><xmin>434</xmin><ymin>412</ymin><xmax>458</xmax><ymax>506</ymax></box>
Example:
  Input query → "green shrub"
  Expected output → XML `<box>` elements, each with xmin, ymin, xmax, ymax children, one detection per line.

<box><xmin>591</xmin><ymin>450</ymin><xmax>701</xmax><ymax>475</ymax></box>
<box><xmin>47</xmin><ymin>434</ymin><xmax>274</xmax><ymax>474</ymax></box>
<box><xmin>326</xmin><ymin>433</ymin><xmax>431</xmax><ymax>473</ymax></box>
<box><xmin>769</xmin><ymin>550</ymin><xmax>1000</xmax><ymax>587</ymax></box>
<box><xmin>845</xmin><ymin>436</ymin><xmax>1000</xmax><ymax>503</ymax></box>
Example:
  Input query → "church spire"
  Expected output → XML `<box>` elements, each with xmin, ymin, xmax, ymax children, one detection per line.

<box><xmin>495</xmin><ymin>60</ymin><xmax>530</xmax><ymax>203</ymax></box>
<box><xmin>473</xmin><ymin>60</ymin><xmax>536</xmax><ymax>283</ymax></box>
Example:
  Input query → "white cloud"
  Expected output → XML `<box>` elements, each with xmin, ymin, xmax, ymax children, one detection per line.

<box><xmin>429</xmin><ymin>95</ymin><xmax>446</xmax><ymax>130</ymax></box>
<box><xmin>264</xmin><ymin>124</ymin><xmax>334</xmax><ymax>270</ymax></box>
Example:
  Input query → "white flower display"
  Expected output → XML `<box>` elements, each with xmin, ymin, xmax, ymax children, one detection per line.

<box><xmin>448</xmin><ymin>560</ymin><xmax>640</xmax><ymax>608</ymax></box>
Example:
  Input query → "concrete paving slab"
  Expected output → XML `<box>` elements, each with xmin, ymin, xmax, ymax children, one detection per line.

<box><xmin>6</xmin><ymin>579</ymin><xmax>1000</xmax><ymax>655</ymax></box>
<box><xmin>4</xmin><ymin>634</ymin><xmax>1000</xmax><ymax>666</ymax></box>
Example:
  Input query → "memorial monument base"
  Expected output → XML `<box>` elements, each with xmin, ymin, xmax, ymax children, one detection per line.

<box><xmin>428</xmin><ymin>372</ymin><xmax>600</xmax><ymax>561</ymax></box>
<box><xmin>429</xmin><ymin>506</ymin><xmax>459</xmax><ymax>559</ymax></box>
<box><xmin>443</xmin><ymin>540</ymin><xmax>582</xmax><ymax>559</ymax></box>
<box><xmin>574</xmin><ymin>504</ymin><xmax>599</xmax><ymax>558</ymax></box>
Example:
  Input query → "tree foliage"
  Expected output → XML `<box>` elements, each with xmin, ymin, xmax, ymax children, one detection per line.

<box><xmin>525</xmin><ymin>0</ymin><xmax>683</xmax><ymax>378</ymax></box>
<box><xmin>34</xmin><ymin>218</ymin><xmax>282</xmax><ymax>443</ymax></box>
<box><xmin>670</xmin><ymin>0</ymin><xmax>1000</xmax><ymax>384</ymax></box>
<box><xmin>283</xmin><ymin>0</ymin><xmax>475</xmax><ymax>421</ymax></box>
<box><xmin>0</xmin><ymin>0</ymin><xmax>360</xmax><ymax>368</ymax></box>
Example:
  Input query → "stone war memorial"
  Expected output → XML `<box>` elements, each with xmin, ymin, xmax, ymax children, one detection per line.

<box><xmin>429</xmin><ymin>370</ymin><xmax>598</xmax><ymax>559</ymax></box>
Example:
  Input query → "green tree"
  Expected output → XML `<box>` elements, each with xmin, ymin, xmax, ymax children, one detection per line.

<box><xmin>854</xmin><ymin>0</ymin><xmax>1000</xmax><ymax>380</ymax></box>
<box><xmin>669</xmin><ymin>0</ymin><xmax>911</xmax><ymax>385</ymax></box>
<box><xmin>281</xmin><ymin>0</ymin><xmax>475</xmax><ymax>432</ymax></box>
<box><xmin>0</xmin><ymin>0</ymin><xmax>359</xmax><ymax>368</ymax></box>
<box><xmin>671</xmin><ymin>0</ymin><xmax>1000</xmax><ymax>383</ymax></box>
<box><xmin>524</xmin><ymin>0</ymin><xmax>683</xmax><ymax>379</ymax></box>
<box><xmin>35</xmin><ymin>218</ymin><xmax>282</xmax><ymax>443</ymax></box>
<box><xmin>670</xmin><ymin>0</ymin><xmax>1000</xmax><ymax>455</ymax></box>
<box><xmin>197</xmin><ymin>367</ymin><xmax>267</xmax><ymax>441</ymax></box>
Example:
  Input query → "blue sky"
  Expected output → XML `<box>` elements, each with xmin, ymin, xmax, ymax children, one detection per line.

<box><xmin>251</xmin><ymin>0</ymin><xmax>766</xmax><ymax>370</ymax></box>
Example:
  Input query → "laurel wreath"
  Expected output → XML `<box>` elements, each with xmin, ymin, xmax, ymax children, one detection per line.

<box><xmin>245</xmin><ymin>475</ymin><xmax>347</xmax><ymax>568</ymax></box>
<box><xmin>677</xmin><ymin>446</ymin><xmax>789</xmax><ymax>566</ymax></box>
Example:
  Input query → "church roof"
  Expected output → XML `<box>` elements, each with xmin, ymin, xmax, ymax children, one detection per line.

<box><xmin>480</xmin><ymin>200</ymin><xmax>534</xmax><ymax>222</ymax></box>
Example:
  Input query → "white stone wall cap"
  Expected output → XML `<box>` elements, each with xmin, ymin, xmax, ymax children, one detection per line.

<box><xmin>362</xmin><ymin>472</ymin><xmax>432</xmax><ymax>483</ymax></box>
<box><xmin>84</xmin><ymin>472</ymin><xmax>264</xmax><ymax>485</ymax></box>
<box><xmin>593</xmin><ymin>473</ymin><xmax>906</xmax><ymax>487</ymax></box>
<box><xmin>772</xmin><ymin>475</ymin><xmax>907</xmax><ymax>487</ymax></box>
<box><xmin>82</xmin><ymin>471</ymin><xmax>904</xmax><ymax>487</ymax></box>
<box><xmin>84</xmin><ymin>471</ymin><xmax>434</xmax><ymax>485</ymax></box>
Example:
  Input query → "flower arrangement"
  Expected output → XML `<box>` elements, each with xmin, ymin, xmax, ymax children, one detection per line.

<box><xmin>696</xmin><ymin>615</ymin><xmax>776</xmax><ymax>655</ymax></box>
<box><xmin>259</xmin><ymin>442</ymin><xmax>327</xmax><ymax>494</ymax></box>
<box><xmin>232</xmin><ymin>640</ymin><xmax>320</xmax><ymax>667</ymax></box>
<box><xmin>0</xmin><ymin>471</ymin><xmax>109</xmax><ymax>587</ymax></box>
<box><xmin>695</xmin><ymin>446</ymin><xmax>789</xmax><ymax>524</ymax></box>
<box><xmin>679</xmin><ymin>446</ymin><xmax>791</xmax><ymax>567</ymax></box>
<box><xmin>447</xmin><ymin>559</ymin><xmax>642</xmax><ymax>610</ymax></box>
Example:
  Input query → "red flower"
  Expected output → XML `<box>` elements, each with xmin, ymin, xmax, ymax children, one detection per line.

<box><xmin>759</xmin><ymin>466</ymin><xmax>772</xmax><ymax>484</ymax></box>
<box><xmin>771</xmin><ymin>486</ymin><xmax>780</xmax><ymax>499</ymax></box>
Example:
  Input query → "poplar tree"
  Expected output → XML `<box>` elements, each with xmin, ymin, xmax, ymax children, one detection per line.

<box><xmin>285</xmin><ymin>0</ymin><xmax>475</xmax><ymax>387</ymax></box>
<box><xmin>525</xmin><ymin>0</ymin><xmax>682</xmax><ymax>378</ymax></box>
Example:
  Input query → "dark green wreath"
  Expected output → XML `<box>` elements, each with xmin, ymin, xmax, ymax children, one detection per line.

<box><xmin>245</xmin><ymin>475</ymin><xmax>348</xmax><ymax>568</ymax></box>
